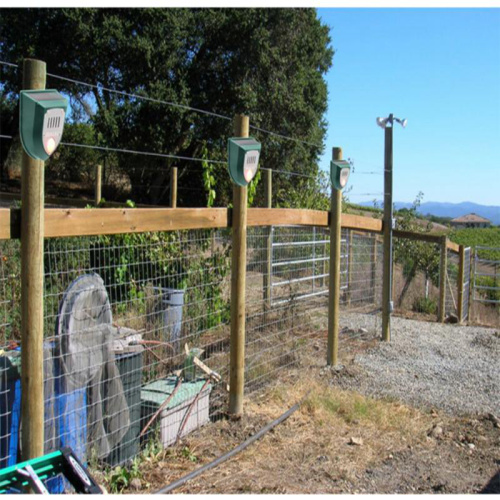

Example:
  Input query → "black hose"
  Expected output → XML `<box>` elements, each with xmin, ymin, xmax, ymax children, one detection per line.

<box><xmin>154</xmin><ymin>393</ymin><xmax>308</xmax><ymax>494</ymax></box>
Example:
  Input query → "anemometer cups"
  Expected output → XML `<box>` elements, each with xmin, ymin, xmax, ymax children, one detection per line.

<box><xmin>331</xmin><ymin>160</ymin><xmax>350</xmax><ymax>191</ymax></box>
<box><xmin>20</xmin><ymin>89</ymin><xmax>68</xmax><ymax>161</ymax></box>
<box><xmin>227</xmin><ymin>137</ymin><xmax>261</xmax><ymax>187</ymax></box>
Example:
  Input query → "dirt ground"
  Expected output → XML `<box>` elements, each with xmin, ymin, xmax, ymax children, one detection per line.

<box><xmin>104</xmin><ymin>332</ymin><xmax>500</xmax><ymax>495</ymax></box>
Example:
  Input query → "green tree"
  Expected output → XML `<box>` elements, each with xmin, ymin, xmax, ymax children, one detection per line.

<box><xmin>0</xmin><ymin>8</ymin><xmax>333</xmax><ymax>207</ymax></box>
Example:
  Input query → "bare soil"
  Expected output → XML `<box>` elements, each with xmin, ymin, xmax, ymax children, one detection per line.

<box><xmin>107</xmin><ymin>330</ymin><xmax>500</xmax><ymax>495</ymax></box>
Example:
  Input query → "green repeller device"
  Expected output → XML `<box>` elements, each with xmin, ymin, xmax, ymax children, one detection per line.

<box><xmin>0</xmin><ymin>447</ymin><xmax>102</xmax><ymax>494</ymax></box>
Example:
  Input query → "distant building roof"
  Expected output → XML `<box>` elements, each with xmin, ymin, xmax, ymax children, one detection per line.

<box><xmin>451</xmin><ymin>213</ymin><xmax>490</xmax><ymax>223</ymax></box>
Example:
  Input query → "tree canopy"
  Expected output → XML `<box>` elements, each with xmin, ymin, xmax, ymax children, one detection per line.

<box><xmin>0</xmin><ymin>8</ymin><xmax>333</xmax><ymax>206</ymax></box>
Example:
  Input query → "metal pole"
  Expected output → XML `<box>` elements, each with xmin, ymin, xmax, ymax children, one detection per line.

<box><xmin>94</xmin><ymin>164</ymin><xmax>102</xmax><ymax>206</ymax></box>
<box><xmin>327</xmin><ymin>147</ymin><xmax>343</xmax><ymax>366</ymax></box>
<box><xmin>20</xmin><ymin>58</ymin><xmax>46</xmax><ymax>460</ymax></box>
<box><xmin>229</xmin><ymin>114</ymin><xmax>249</xmax><ymax>416</ymax></box>
<box><xmin>382</xmin><ymin>117</ymin><xmax>394</xmax><ymax>342</ymax></box>
<box><xmin>438</xmin><ymin>236</ymin><xmax>448</xmax><ymax>322</ymax></box>
<box><xmin>170</xmin><ymin>166</ymin><xmax>178</xmax><ymax>209</ymax></box>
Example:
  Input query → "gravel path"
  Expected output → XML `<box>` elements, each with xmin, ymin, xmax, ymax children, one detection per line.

<box><xmin>337</xmin><ymin>314</ymin><xmax>500</xmax><ymax>417</ymax></box>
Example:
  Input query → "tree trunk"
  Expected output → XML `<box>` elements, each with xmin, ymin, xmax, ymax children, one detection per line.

<box><xmin>398</xmin><ymin>262</ymin><xmax>418</xmax><ymax>307</ymax></box>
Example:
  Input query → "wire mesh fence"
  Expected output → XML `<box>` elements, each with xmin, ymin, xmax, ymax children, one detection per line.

<box><xmin>446</xmin><ymin>249</ymin><xmax>459</xmax><ymax>318</ymax></box>
<box><xmin>471</xmin><ymin>246</ymin><xmax>500</xmax><ymax>326</ymax></box>
<box><xmin>0</xmin><ymin>222</ymin><xmax>384</xmax><ymax>484</ymax></box>
<box><xmin>392</xmin><ymin>236</ymin><xmax>441</xmax><ymax>317</ymax></box>
<box><xmin>0</xmin><ymin>230</ymin><xmax>235</xmax><ymax>479</ymax></box>
<box><xmin>244</xmin><ymin>226</ymin><xmax>383</xmax><ymax>393</ymax></box>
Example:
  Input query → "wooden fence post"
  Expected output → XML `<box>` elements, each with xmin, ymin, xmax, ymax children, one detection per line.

<box><xmin>263</xmin><ymin>168</ymin><xmax>272</xmax><ymax>310</ymax></box>
<box><xmin>94</xmin><ymin>164</ymin><xmax>102</xmax><ymax>206</ymax></box>
<box><xmin>170</xmin><ymin>166</ymin><xmax>178</xmax><ymax>209</ymax></box>
<box><xmin>229</xmin><ymin>114</ymin><xmax>249</xmax><ymax>415</ymax></box>
<box><xmin>327</xmin><ymin>147</ymin><xmax>342</xmax><ymax>366</ymax></box>
<box><xmin>438</xmin><ymin>236</ymin><xmax>448</xmax><ymax>322</ymax></box>
<box><xmin>20</xmin><ymin>58</ymin><xmax>46</xmax><ymax>460</ymax></box>
<box><xmin>457</xmin><ymin>245</ymin><xmax>465</xmax><ymax>323</ymax></box>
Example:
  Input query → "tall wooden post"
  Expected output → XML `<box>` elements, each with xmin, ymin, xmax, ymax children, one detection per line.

<box><xmin>327</xmin><ymin>147</ymin><xmax>343</xmax><ymax>366</ymax></box>
<box><xmin>457</xmin><ymin>245</ymin><xmax>465</xmax><ymax>323</ymax></box>
<box><xmin>20</xmin><ymin>58</ymin><xmax>46</xmax><ymax>460</ymax></box>
<box><xmin>229</xmin><ymin>114</ymin><xmax>249</xmax><ymax>415</ymax></box>
<box><xmin>438</xmin><ymin>236</ymin><xmax>448</xmax><ymax>322</ymax></box>
<box><xmin>94</xmin><ymin>164</ymin><xmax>102</xmax><ymax>206</ymax></box>
<box><xmin>382</xmin><ymin>121</ymin><xmax>394</xmax><ymax>342</ymax></box>
<box><xmin>263</xmin><ymin>168</ymin><xmax>272</xmax><ymax>309</ymax></box>
<box><xmin>170</xmin><ymin>166</ymin><xmax>178</xmax><ymax>208</ymax></box>
<box><xmin>370</xmin><ymin>235</ymin><xmax>378</xmax><ymax>305</ymax></box>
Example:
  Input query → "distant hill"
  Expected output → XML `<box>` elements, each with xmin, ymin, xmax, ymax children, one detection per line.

<box><xmin>359</xmin><ymin>201</ymin><xmax>500</xmax><ymax>225</ymax></box>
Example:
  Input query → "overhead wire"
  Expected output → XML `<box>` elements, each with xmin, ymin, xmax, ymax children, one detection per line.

<box><xmin>58</xmin><ymin>141</ymin><xmax>227</xmax><ymax>164</ymax></box>
<box><xmin>0</xmin><ymin>59</ymin><xmax>321</xmax><ymax>150</ymax></box>
<box><xmin>0</xmin><ymin>133</ymin><xmax>324</xmax><ymax>182</ymax></box>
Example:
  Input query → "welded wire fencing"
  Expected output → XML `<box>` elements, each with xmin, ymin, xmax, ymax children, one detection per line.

<box><xmin>471</xmin><ymin>246</ymin><xmax>500</xmax><ymax>326</ymax></box>
<box><xmin>0</xmin><ymin>209</ymin><xmax>474</xmax><ymax>487</ymax></box>
<box><xmin>392</xmin><ymin>236</ymin><xmax>441</xmax><ymax>316</ymax></box>
<box><xmin>461</xmin><ymin>247</ymin><xmax>471</xmax><ymax>322</ymax></box>
<box><xmin>244</xmin><ymin>226</ymin><xmax>383</xmax><ymax>393</ymax></box>
<box><xmin>473</xmin><ymin>246</ymin><xmax>500</xmax><ymax>306</ymax></box>
<box><xmin>0</xmin><ymin>230</ymin><xmax>235</xmax><ymax>476</ymax></box>
<box><xmin>446</xmin><ymin>249</ymin><xmax>459</xmax><ymax>318</ymax></box>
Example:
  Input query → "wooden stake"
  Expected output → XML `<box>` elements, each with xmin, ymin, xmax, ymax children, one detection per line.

<box><xmin>327</xmin><ymin>147</ymin><xmax>343</xmax><ymax>366</ymax></box>
<box><xmin>20</xmin><ymin>58</ymin><xmax>46</xmax><ymax>460</ymax></box>
<box><xmin>94</xmin><ymin>164</ymin><xmax>102</xmax><ymax>206</ymax></box>
<box><xmin>170</xmin><ymin>166</ymin><xmax>178</xmax><ymax>208</ymax></box>
<box><xmin>438</xmin><ymin>235</ymin><xmax>448</xmax><ymax>322</ymax></box>
<box><xmin>229</xmin><ymin>114</ymin><xmax>249</xmax><ymax>415</ymax></box>
<box><xmin>263</xmin><ymin>168</ymin><xmax>272</xmax><ymax>310</ymax></box>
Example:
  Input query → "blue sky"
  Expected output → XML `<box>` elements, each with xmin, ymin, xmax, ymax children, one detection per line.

<box><xmin>317</xmin><ymin>8</ymin><xmax>500</xmax><ymax>206</ymax></box>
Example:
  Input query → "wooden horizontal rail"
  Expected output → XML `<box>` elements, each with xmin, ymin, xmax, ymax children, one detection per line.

<box><xmin>43</xmin><ymin>208</ymin><xmax>229</xmax><ymax>237</ymax></box>
<box><xmin>447</xmin><ymin>241</ymin><xmax>460</xmax><ymax>253</ymax></box>
<box><xmin>341</xmin><ymin>213</ymin><xmax>382</xmax><ymax>233</ymax></box>
<box><xmin>247</xmin><ymin>208</ymin><xmax>328</xmax><ymax>227</ymax></box>
<box><xmin>393</xmin><ymin>229</ymin><xmax>442</xmax><ymax>244</ymax></box>
<box><xmin>0</xmin><ymin>209</ymin><xmax>16</xmax><ymax>240</ymax></box>
<box><xmin>0</xmin><ymin>207</ymin><xmax>456</xmax><ymax>243</ymax></box>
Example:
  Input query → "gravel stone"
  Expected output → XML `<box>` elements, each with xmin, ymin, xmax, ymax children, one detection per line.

<box><xmin>338</xmin><ymin>313</ymin><xmax>500</xmax><ymax>416</ymax></box>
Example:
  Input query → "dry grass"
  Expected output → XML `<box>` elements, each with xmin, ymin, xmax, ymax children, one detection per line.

<box><xmin>115</xmin><ymin>372</ymin><xmax>435</xmax><ymax>494</ymax></box>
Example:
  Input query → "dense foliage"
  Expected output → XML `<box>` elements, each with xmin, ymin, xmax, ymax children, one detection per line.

<box><xmin>449</xmin><ymin>227</ymin><xmax>500</xmax><ymax>261</ymax></box>
<box><xmin>0</xmin><ymin>8</ymin><xmax>333</xmax><ymax>207</ymax></box>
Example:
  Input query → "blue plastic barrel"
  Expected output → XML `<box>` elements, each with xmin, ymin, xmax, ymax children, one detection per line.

<box><xmin>0</xmin><ymin>347</ymin><xmax>87</xmax><ymax>493</ymax></box>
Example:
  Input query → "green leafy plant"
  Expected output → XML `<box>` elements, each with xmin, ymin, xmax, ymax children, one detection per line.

<box><xmin>412</xmin><ymin>296</ymin><xmax>437</xmax><ymax>315</ymax></box>
<box><xmin>181</xmin><ymin>446</ymin><xmax>198</xmax><ymax>463</ymax></box>
<box><xmin>201</xmin><ymin>144</ymin><xmax>217</xmax><ymax>208</ymax></box>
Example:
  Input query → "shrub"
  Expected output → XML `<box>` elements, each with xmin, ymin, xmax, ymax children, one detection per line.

<box><xmin>412</xmin><ymin>297</ymin><xmax>437</xmax><ymax>315</ymax></box>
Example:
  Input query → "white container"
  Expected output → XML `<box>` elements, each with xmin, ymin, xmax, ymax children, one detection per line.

<box><xmin>141</xmin><ymin>378</ymin><xmax>211</xmax><ymax>447</ymax></box>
